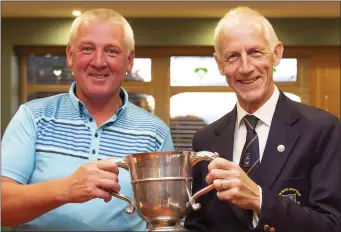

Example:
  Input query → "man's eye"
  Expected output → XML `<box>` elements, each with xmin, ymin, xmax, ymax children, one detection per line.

<box><xmin>228</xmin><ymin>54</ymin><xmax>238</xmax><ymax>62</ymax></box>
<box><xmin>81</xmin><ymin>47</ymin><xmax>93</xmax><ymax>54</ymax></box>
<box><xmin>107</xmin><ymin>49</ymin><xmax>118</xmax><ymax>55</ymax></box>
<box><xmin>251</xmin><ymin>50</ymin><xmax>262</xmax><ymax>55</ymax></box>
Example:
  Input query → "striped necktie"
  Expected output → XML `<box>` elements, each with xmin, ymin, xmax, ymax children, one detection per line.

<box><xmin>239</xmin><ymin>114</ymin><xmax>260</xmax><ymax>181</ymax></box>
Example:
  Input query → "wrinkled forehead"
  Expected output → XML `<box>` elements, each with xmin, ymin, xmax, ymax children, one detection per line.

<box><xmin>224</xmin><ymin>15</ymin><xmax>265</xmax><ymax>38</ymax></box>
<box><xmin>78</xmin><ymin>18</ymin><xmax>122</xmax><ymax>34</ymax></box>
<box><xmin>218</xmin><ymin>19</ymin><xmax>269</xmax><ymax>50</ymax></box>
<box><xmin>75</xmin><ymin>19</ymin><xmax>124</xmax><ymax>43</ymax></box>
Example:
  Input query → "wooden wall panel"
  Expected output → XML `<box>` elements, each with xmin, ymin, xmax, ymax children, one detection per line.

<box><xmin>309</xmin><ymin>49</ymin><xmax>340</xmax><ymax>119</ymax></box>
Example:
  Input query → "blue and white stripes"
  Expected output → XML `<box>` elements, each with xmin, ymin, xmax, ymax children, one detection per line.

<box><xmin>1</xmin><ymin>83</ymin><xmax>173</xmax><ymax>231</ymax></box>
<box><xmin>24</xmin><ymin>89</ymin><xmax>170</xmax><ymax>161</ymax></box>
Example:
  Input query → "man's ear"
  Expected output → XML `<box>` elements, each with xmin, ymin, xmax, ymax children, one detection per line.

<box><xmin>273</xmin><ymin>41</ymin><xmax>284</xmax><ymax>66</ymax></box>
<box><xmin>214</xmin><ymin>52</ymin><xmax>225</xmax><ymax>76</ymax></box>
<box><xmin>126</xmin><ymin>50</ymin><xmax>135</xmax><ymax>73</ymax></box>
<box><xmin>66</xmin><ymin>44</ymin><xmax>73</xmax><ymax>68</ymax></box>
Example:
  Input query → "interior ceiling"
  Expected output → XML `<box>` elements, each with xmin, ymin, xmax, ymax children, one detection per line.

<box><xmin>2</xmin><ymin>1</ymin><xmax>340</xmax><ymax>18</ymax></box>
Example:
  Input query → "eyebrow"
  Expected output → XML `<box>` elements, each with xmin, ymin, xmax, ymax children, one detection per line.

<box><xmin>77</xmin><ymin>40</ymin><xmax>122</xmax><ymax>50</ymax></box>
<box><xmin>249</xmin><ymin>45</ymin><xmax>265</xmax><ymax>50</ymax></box>
<box><xmin>82</xmin><ymin>39</ymin><xmax>120</xmax><ymax>45</ymax></box>
<box><xmin>222</xmin><ymin>50</ymin><xmax>238</xmax><ymax>58</ymax></box>
<box><xmin>224</xmin><ymin>45</ymin><xmax>265</xmax><ymax>54</ymax></box>
<box><xmin>78</xmin><ymin>40</ymin><xmax>95</xmax><ymax>47</ymax></box>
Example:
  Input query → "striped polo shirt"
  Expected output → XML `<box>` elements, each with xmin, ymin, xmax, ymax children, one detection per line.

<box><xmin>1</xmin><ymin>82</ymin><xmax>174</xmax><ymax>231</ymax></box>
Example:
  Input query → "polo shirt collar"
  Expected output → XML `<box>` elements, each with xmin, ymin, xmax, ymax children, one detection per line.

<box><xmin>69</xmin><ymin>81</ymin><xmax>128</xmax><ymax>120</ymax></box>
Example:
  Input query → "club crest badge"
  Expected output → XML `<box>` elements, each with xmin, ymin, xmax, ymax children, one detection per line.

<box><xmin>243</xmin><ymin>153</ymin><xmax>251</xmax><ymax>167</ymax></box>
<box><xmin>279</xmin><ymin>187</ymin><xmax>301</xmax><ymax>204</ymax></box>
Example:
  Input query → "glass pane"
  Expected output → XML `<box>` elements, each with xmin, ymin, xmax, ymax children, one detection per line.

<box><xmin>274</xmin><ymin>58</ymin><xmax>297</xmax><ymax>82</ymax></box>
<box><xmin>27</xmin><ymin>92</ymin><xmax>61</xmax><ymax>101</ymax></box>
<box><xmin>170</xmin><ymin>91</ymin><xmax>301</xmax><ymax>151</ymax></box>
<box><xmin>125</xmin><ymin>58</ymin><xmax>151</xmax><ymax>82</ymax></box>
<box><xmin>28</xmin><ymin>54</ymin><xmax>73</xmax><ymax>84</ymax></box>
<box><xmin>284</xmin><ymin>92</ymin><xmax>301</xmax><ymax>102</ymax></box>
<box><xmin>28</xmin><ymin>55</ymin><xmax>151</xmax><ymax>84</ymax></box>
<box><xmin>170</xmin><ymin>92</ymin><xmax>235</xmax><ymax>151</ymax></box>
<box><xmin>170</xmin><ymin>56</ymin><xmax>298</xmax><ymax>86</ymax></box>
<box><xmin>128</xmin><ymin>92</ymin><xmax>155</xmax><ymax>113</ymax></box>
<box><xmin>170</xmin><ymin>56</ymin><xmax>226</xmax><ymax>86</ymax></box>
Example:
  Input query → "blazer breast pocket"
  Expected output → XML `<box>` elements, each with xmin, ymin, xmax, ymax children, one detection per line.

<box><xmin>277</xmin><ymin>177</ymin><xmax>310</xmax><ymax>206</ymax></box>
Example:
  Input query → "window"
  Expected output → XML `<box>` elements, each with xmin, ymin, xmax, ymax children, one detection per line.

<box><xmin>273</xmin><ymin>58</ymin><xmax>297</xmax><ymax>82</ymax></box>
<box><xmin>128</xmin><ymin>93</ymin><xmax>155</xmax><ymax>113</ymax></box>
<box><xmin>170</xmin><ymin>92</ymin><xmax>236</xmax><ymax>151</ymax></box>
<box><xmin>28</xmin><ymin>54</ymin><xmax>73</xmax><ymax>84</ymax></box>
<box><xmin>28</xmin><ymin>92</ymin><xmax>61</xmax><ymax>101</ymax></box>
<box><xmin>170</xmin><ymin>56</ymin><xmax>225</xmax><ymax>86</ymax></box>
<box><xmin>126</xmin><ymin>58</ymin><xmax>152</xmax><ymax>82</ymax></box>
<box><xmin>170</xmin><ymin>56</ymin><xmax>298</xmax><ymax>86</ymax></box>
<box><xmin>27</xmin><ymin>54</ymin><xmax>151</xmax><ymax>84</ymax></box>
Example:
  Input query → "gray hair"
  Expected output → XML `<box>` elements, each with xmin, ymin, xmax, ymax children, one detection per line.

<box><xmin>214</xmin><ymin>6</ymin><xmax>279</xmax><ymax>56</ymax></box>
<box><xmin>68</xmin><ymin>8</ymin><xmax>135</xmax><ymax>54</ymax></box>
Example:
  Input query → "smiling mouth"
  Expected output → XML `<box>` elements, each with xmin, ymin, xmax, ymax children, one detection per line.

<box><xmin>89</xmin><ymin>74</ymin><xmax>109</xmax><ymax>79</ymax></box>
<box><xmin>239</xmin><ymin>77</ymin><xmax>260</xmax><ymax>84</ymax></box>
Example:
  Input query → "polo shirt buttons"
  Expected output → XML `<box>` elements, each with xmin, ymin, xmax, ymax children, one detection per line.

<box><xmin>92</xmin><ymin>149</ymin><xmax>96</xmax><ymax>154</ymax></box>
<box><xmin>89</xmin><ymin>117</ymin><xmax>93</xmax><ymax>122</ymax></box>
<box><xmin>95</xmin><ymin>133</ymin><xmax>98</xmax><ymax>138</ymax></box>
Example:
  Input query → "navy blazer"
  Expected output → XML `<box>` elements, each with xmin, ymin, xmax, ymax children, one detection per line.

<box><xmin>185</xmin><ymin>91</ymin><xmax>341</xmax><ymax>232</ymax></box>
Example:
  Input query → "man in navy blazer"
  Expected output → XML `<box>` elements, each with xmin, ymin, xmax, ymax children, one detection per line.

<box><xmin>184</xmin><ymin>6</ymin><xmax>341</xmax><ymax>232</ymax></box>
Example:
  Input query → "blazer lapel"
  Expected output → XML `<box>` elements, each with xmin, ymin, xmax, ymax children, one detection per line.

<box><xmin>213</xmin><ymin>106</ymin><xmax>249</xmax><ymax>224</ymax></box>
<box><xmin>257</xmin><ymin>92</ymin><xmax>300</xmax><ymax>190</ymax></box>
<box><xmin>213</xmin><ymin>106</ymin><xmax>237</xmax><ymax>161</ymax></box>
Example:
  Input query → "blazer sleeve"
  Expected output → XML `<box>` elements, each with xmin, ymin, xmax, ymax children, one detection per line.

<box><xmin>257</xmin><ymin>117</ymin><xmax>341</xmax><ymax>232</ymax></box>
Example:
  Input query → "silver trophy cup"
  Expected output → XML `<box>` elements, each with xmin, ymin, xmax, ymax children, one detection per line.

<box><xmin>110</xmin><ymin>151</ymin><xmax>219</xmax><ymax>231</ymax></box>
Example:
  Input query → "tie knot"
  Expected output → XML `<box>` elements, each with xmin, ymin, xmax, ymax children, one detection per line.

<box><xmin>243</xmin><ymin>115</ymin><xmax>259</xmax><ymax>130</ymax></box>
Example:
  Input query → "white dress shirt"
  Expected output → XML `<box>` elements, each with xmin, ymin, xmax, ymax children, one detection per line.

<box><xmin>232</xmin><ymin>85</ymin><xmax>280</xmax><ymax>227</ymax></box>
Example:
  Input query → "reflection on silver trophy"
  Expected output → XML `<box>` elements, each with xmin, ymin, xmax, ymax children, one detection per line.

<box><xmin>110</xmin><ymin>151</ymin><xmax>219</xmax><ymax>231</ymax></box>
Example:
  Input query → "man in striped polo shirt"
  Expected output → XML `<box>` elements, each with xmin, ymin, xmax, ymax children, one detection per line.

<box><xmin>1</xmin><ymin>9</ymin><xmax>174</xmax><ymax>231</ymax></box>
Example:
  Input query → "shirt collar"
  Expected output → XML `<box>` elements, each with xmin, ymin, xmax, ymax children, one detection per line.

<box><xmin>236</xmin><ymin>85</ymin><xmax>280</xmax><ymax>127</ymax></box>
<box><xmin>69</xmin><ymin>81</ymin><xmax>128</xmax><ymax>119</ymax></box>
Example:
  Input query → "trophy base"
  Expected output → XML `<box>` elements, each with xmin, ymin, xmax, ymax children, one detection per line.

<box><xmin>147</xmin><ymin>226</ymin><xmax>188</xmax><ymax>232</ymax></box>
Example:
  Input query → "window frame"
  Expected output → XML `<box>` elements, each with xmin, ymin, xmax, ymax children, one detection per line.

<box><xmin>15</xmin><ymin>45</ymin><xmax>317</xmax><ymax>125</ymax></box>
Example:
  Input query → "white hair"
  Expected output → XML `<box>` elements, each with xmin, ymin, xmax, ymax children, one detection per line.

<box><xmin>214</xmin><ymin>6</ymin><xmax>279</xmax><ymax>56</ymax></box>
<box><xmin>68</xmin><ymin>8</ymin><xmax>135</xmax><ymax>54</ymax></box>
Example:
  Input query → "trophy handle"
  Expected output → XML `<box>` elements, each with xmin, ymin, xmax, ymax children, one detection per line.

<box><xmin>186</xmin><ymin>151</ymin><xmax>219</xmax><ymax>211</ymax></box>
<box><xmin>108</xmin><ymin>158</ymin><xmax>137</xmax><ymax>215</ymax></box>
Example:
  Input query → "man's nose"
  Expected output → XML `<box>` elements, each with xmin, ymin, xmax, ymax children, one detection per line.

<box><xmin>238</xmin><ymin>55</ymin><xmax>254</xmax><ymax>75</ymax></box>
<box><xmin>92</xmin><ymin>51</ymin><xmax>107</xmax><ymax>69</ymax></box>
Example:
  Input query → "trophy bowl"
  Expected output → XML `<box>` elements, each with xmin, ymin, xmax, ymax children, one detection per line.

<box><xmin>111</xmin><ymin>151</ymin><xmax>219</xmax><ymax>231</ymax></box>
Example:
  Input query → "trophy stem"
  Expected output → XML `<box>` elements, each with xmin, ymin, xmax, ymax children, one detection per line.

<box><xmin>147</xmin><ymin>220</ymin><xmax>188</xmax><ymax>231</ymax></box>
<box><xmin>147</xmin><ymin>226</ymin><xmax>187</xmax><ymax>231</ymax></box>
<box><xmin>147</xmin><ymin>224</ymin><xmax>187</xmax><ymax>231</ymax></box>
